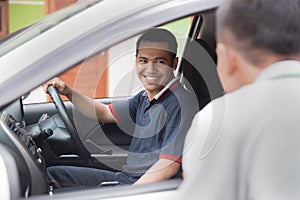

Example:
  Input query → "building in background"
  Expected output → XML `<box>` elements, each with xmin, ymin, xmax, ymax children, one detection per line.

<box><xmin>0</xmin><ymin>0</ymin><xmax>9</xmax><ymax>39</ymax></box>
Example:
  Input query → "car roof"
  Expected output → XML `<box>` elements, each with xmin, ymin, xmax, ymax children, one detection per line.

<box><xmin>0</xmin><ymin>0</ymin><xmax>222</xmax><ymax>107</ymax></box>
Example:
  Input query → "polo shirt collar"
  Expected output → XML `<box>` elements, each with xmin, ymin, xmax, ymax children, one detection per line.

<box><xmin>153</xmin><ymin>77</ymin><xmax>180</xmax><ymax>100</ymax></box>
<box><xmin>254</xmin><ymin>60</ymin><xmax>300</xmax><ymax>82</ymax></box>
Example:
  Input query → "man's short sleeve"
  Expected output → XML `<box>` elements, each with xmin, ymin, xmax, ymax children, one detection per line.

<box><xmin>108</xmin><ymin>91</ymin><xmax>143</xmax><ymax>133</ymax></box>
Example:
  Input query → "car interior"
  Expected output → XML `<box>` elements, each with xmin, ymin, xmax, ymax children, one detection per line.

<box><xmin>0</xmin><ymin>8</ymin><xmax>224</xmax><ymax>199</ymax></box>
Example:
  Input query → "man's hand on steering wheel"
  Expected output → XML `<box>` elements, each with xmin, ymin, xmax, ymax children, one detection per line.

<box><xmin>43</xmin><ymin>78</ymin><xmax>71</xmax><ymax>97</ymax></box>
<box><xmin>44</xmin><ymin>79</ymin><xmax>92</xmax><ymax>163</ymax></box>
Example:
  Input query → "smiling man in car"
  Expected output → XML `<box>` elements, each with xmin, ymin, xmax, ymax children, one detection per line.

<box><xmin>44</xmin><ymin>28</ymin><xmax>198</xmax><ymax>189</ymax></box>
<box><xmin>181</xmin><ymin>0</ymin><xmax>300</xmax><ymax>199</ymax></box>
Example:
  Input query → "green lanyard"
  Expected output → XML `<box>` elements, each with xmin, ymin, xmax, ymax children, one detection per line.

<box><xmin>271</xmin><ymin>73</ymin><xmax>300</xmax><ymax>80</ymax></box>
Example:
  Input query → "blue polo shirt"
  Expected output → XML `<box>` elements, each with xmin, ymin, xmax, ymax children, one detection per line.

<box><xmin>108</xmin><ymin>78</ymin><xmax>198</xmax><ymax>177</ymax></box>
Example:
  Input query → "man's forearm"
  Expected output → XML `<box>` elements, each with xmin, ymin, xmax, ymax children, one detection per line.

<box><xmin>67</xmin><ymin>89</ymin><xmax>114</xmax><ymax>123</ymax></box>
<box><xmin>134</xmin><ymin>159</ymin><xmax>180</xmax><ymax>185</ymax></box>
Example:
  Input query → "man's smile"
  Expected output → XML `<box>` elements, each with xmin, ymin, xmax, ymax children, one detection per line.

<box><xmin>142</xmin><ymin>74</ymin><xmax>162</xmax><ymax>82</ymax></box>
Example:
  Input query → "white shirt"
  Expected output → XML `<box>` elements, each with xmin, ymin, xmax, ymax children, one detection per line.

<box><xmin>178</xmin><ymin>60</ymin><xmax>300</xmax><ymax>200</ymax></box>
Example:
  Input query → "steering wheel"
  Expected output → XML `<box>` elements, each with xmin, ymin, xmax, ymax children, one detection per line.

<box><xmin>47</xmin><ymin>85</ymin><xmax>92</xmax><ymax>163</ymax></box>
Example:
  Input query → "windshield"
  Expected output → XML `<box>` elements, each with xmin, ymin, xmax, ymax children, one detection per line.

<box><xmin>0</xmin><ymin>0</ymin><xmax>101</xmax><ymax>57</ymax></box>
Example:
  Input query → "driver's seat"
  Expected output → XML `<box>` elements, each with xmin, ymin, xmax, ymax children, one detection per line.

<box><xmin>181</xmin><ymin>38</ymin><xmax>223</xmax><ymax>111</ymax></box>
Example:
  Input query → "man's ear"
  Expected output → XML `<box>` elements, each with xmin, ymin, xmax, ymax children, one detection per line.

<box><xmin>135</xmin><ymin>54</ymin><xmax>139</xmax><ymax>66</ymax></box>
<box><xmin>172</xmin><ymin>57</ymin><xmax>178</xmax><ymax>70</ymax></box>
<box><xmin>217</xmin><ymin>43</ymin><xmax>238</xmax><ymax>76</ymax></box>
<box><xmin>227</xmin><ymin>45</ymin><xmax>239</xmax><ymax>75</ymax></box>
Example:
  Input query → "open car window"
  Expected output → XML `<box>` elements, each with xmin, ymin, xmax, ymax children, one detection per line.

<box><xmin>23</xmin><ymin>16</ymin><xmax>193</xmax><ymax>104</ymax></box>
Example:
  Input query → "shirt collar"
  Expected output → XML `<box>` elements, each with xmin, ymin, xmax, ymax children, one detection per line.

<box><xmin>142</xmin><ymin>77</ymin><xmax>180</xmax><ymax>100</ymax></box>
<box><xmin>254</xmin><ymin>60</ymin><xmax>300</xmax><ymax>82</ymax></box>
<box><xmin>153</xmin><ymin>77</ymin><xmax>180</xmax><ymax>100</ymax></box>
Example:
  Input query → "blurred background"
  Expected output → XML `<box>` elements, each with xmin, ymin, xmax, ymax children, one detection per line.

<box><xmin>1</xmin><ymin>0</ymin><xmax>79</xmax><ymax>38</ymax></box>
